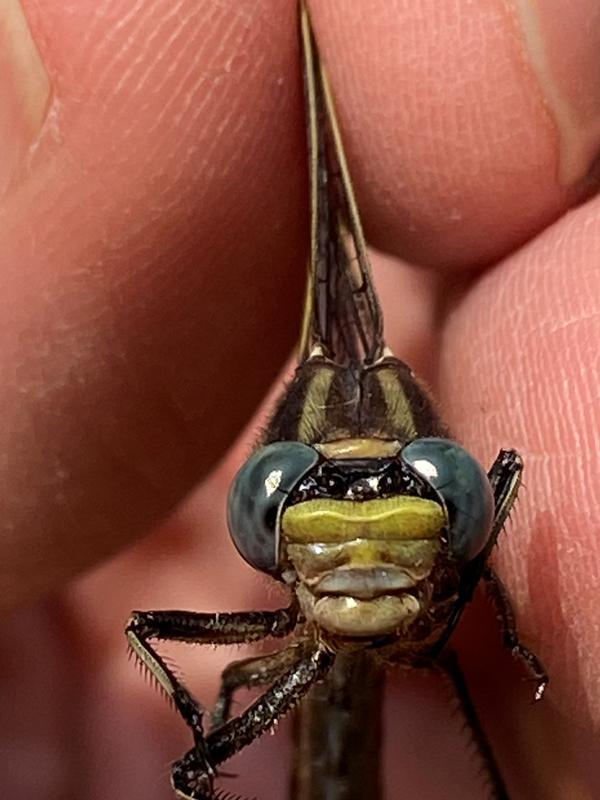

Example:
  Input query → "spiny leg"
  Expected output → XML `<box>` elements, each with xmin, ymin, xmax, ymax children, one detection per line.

<box><xmin>432</xmin><ymin>451</ymin><xmax>544</xmax><ymax>798</ymax></box>
<box><xmin>440</xmin><ymin>651</ymin><xmax>510</xmax><ymax>800</ymax></box>
<box><xmin>432</xmin><ymin>453</ymin><xmax>543</xmax><ymax>660</ymax></box>
<box><xmin>211</xmin><ymin>641</ymin><xmax>311</xmax><ymax>730</ymax></box>
<box><xmin>482</xmin><ymin>568</ymin><xmax>548</xmax><ymax>700</ymax></box>
<box><xmin>481</xmin><ymin>451</ymin><xmax>548</xmax><ymax>697</ymax></box>
<box><xmin>125</xmin><ymin>605</ymin><xmax>298</xmax><ymax>797</ymax></box>
<box><xmin>485</xmin><ymin>448</ymin><xmax>523</xmax><ymax>549</ymax></box>
<box><xmin>127</xmin><ymin>605</ymin><xmax>297</xmax><ymax>646</ymax></box>
<box><xmin>172</xmin><ymin>646</ymin><xmax>335</xmax><ymax>800</ymax></box>
<box><xmin>430</xmin><ymin>449</ymin><xmax>524</xmax><ymax>655</ymax></box>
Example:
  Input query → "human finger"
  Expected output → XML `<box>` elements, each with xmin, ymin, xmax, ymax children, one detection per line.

<box><xmin>0</xmin><ymin>0</ymin><xmax>304</xmax><ymax>613</ymax></box>
<box><xmin>439</xmin><ymin>195</ymin><xmax>600</xmax><ymax>796</ymax></box>
<box><xmin>310</xmin><ymin>0</ymin><xmax>600</xmax><ymax>268</ymax></box>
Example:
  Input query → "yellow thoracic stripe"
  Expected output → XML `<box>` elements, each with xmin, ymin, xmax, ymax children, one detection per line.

<box><xmin>282</xmin><ymin>496</ymin><xmax>446</xmax><ymax>543</ymax></box>
<box><xmin>376</xmin><ymin>369</ymin><xmax>417</xmax><ymax>438</ymax></box>
<box><xmin>297</xmin><ymin>366</ymin><xmax>335</xmax><ymax>443</ymax></box>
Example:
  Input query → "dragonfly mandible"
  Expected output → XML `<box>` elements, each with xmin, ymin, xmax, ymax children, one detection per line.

<box><xmin>126</xmin><ymin>4</ymin><xmax>547</xmax><ymax>798</ymax></box>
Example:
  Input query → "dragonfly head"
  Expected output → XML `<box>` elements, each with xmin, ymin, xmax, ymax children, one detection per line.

<box><xmin>227</xmin><ymin>437</ymin><xmax>494</xmax><ymax>638</ymax></box>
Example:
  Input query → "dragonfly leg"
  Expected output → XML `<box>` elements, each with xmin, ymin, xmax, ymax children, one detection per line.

<box><xmin>440</xmin><ymin>650</ymin><xmax>510</xmax><ymax>800</ymax></box>
<box><xmin>172</xmin><ymin>645</ymin><xmax>335</xmax><ymax>800</ymax></box>
<box><xmin>486</xmin><ymin>448</ymin><xmax>523</xmax><ymax>546</ymax></box>
<box><xmin>482</xmin><ymin>567</ymin><xmax>548</xmax><ymax>700</ymax></box>
<box><xmin>125</xmin><ymin>605</ymin><xmax>298</xmax><ymax>798</ymax></box>
<box><xmin>453</xmin><ymin>448</ymin><xmax>524</xmax><ymax>606</ymax></box>
<box><xmin>482</xmin><ymin>451</ymin><xmax>548</xmax><ymax>697</ymax></box>
<box><xmin>428</xmin><ymin>449</ymin><xmax>525</xmax><ymax>657</ymax></box>
<box><xmin>126</xmin><ymin>604</ymin><xmax>297</xmax><ymax>647</ymax></box>
<box><xmin>211</xmin><ymin>641</ymin><xmax>311</xmax><ymax>730</ymax></box>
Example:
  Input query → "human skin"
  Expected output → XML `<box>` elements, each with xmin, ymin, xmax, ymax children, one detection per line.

<box><xmin>1</xmin><ymin>0</ymin><xmax>599</xmax><ymax>798</ymax></box>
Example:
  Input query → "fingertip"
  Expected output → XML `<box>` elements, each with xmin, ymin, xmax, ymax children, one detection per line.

<box><xmin>439</xmin><ymin>196</ymin><xmax>600</xmax><ymax>727</ymax></box>
<box><xmin>515</xmin><ymin>0</ymin><xmax>600</xmax><ymax>187</ymax></box>
<box><xmin>309</xmin><ymin>0</ymin><xmax>592</xmax><ymax>269</ymax></box>
<box><xmin>0</xmin><ymin>0</ymin><xmax>51</xmax><ymax>196</ymax></box>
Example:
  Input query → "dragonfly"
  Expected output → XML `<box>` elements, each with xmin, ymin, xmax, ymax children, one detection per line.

<box><xmin>126</xmin><ymin>4</ymin><xmax>547</xmax><ymax>798</ymax></box>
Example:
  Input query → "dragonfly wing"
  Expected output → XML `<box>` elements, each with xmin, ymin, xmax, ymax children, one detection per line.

<box><xmin>299</xmin><ymin>5</ymin><xmax>385</xmax><ymax>367</ymax></box>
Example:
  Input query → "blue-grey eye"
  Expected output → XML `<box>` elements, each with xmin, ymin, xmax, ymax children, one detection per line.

<box><xmin>227</xmin><ymin>442</ymin><xmax>319</xmax><ymax>575</ymax></box>
<box><xmin>400</xmin><ymin>438</ymin><xmax>494</xmax><ymax>562</ymax></box>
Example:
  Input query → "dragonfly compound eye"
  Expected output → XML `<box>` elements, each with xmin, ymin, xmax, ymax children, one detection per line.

<box><xmin>400</xmin><ymin>438</ymin><xmax>495</xmax><ymax>562</ymax></box>
<box><xmin>227</xmin><ymin>441</ymin><xmax>320</xmax><ymax>575</ymax></box>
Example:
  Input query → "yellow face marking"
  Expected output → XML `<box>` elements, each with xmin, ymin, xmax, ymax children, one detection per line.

<box><xmin>316</xmin><ymin>438</ymin><xmax>401</xmax><ymax>459</ymax></box>
<box><xmin>282</xmin><ymin>496</ymin><xmax>446</xmax><ymax>543</ymax></box>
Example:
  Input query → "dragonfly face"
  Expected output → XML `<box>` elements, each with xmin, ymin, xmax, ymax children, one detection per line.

<box><xmin>228</xmin><ymin>364</ymin><xmax>495</xmax><ymax>643</ymax></box>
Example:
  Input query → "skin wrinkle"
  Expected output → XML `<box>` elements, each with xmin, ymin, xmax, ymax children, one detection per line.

<box><xmin>99</xmin><ymin>8</ymin><xmax>166</xmax><ymax>100</ymax></box>
<box><xmin>142</xmin><ymin>16</ymin><xmax>243</xmax><ymax>129</ymax></box>
<box><xmin>77</xmin><ymin>0</ymin><xmax>144</xmax><ymax>56</ymax></box>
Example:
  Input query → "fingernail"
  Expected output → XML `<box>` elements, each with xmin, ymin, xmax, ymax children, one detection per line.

<box><xmin>513</xmin><ymin>0</ymin><xmax>600</xmax><ymax>186</ymax></box>
<box><xmin>0</xmin><ymin>0</ymin><xmax>51</xmax><ymax>197</ymax></box>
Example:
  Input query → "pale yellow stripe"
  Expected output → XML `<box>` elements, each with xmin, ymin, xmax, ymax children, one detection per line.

<box><xmin>377</xmin><ymin>369</ymin><xmax>417</xmax><ymax>438</ymax></box>
<box><xmin>297</xmin><ymin>365</ymin><xmax>335</xmax><ymax>442</ymax></box>
<box><xmin>282</xmin><ymin>496</ymin><xmax>446</xmax><ymax>542</ymax></box>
